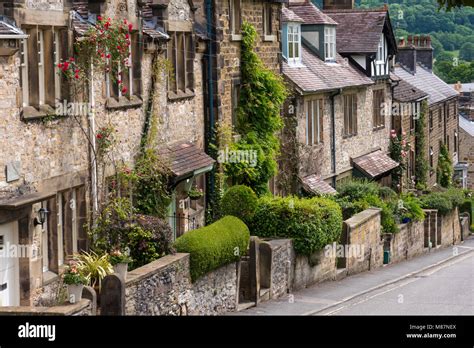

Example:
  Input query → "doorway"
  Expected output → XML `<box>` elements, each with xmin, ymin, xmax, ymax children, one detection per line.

<box><xmin>0</xmin><ymin>221</ymin><xmax>20</xmax><ymax>306</ymax></box>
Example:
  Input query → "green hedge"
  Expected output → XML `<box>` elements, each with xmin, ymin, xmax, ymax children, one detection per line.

<box><xmin>420</xmin><ymin>188</ymin><xmax>466</xmax><ymax>215</ymax></box>
<box><xmin>174</xmin><ymin>216</ymin><xmax>250</xmax><ymax>281</ymax></box>
<box><xmin>221</xmin><ymin>185</ymin><xmax>258</xmax><ymax>225</ymax></box>
<box><xmin>251</xmin><ymin>196</ymin><xmax>343</xmax><ymax>256</ymax></box>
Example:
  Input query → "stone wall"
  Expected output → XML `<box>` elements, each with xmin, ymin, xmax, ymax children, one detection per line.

<box><xmin>264</xmin><ymin>239</ymin><xmax>293</xmax><ymax>299</ymax></box>
<box><xmin>439</xmin><ymin>207</ymin><xmax>461</xmax><ymax>247</ymax></box>
<box><xmin>124</xmin><ymin>253</ymin><xmax>238</xmax><ymax>316</ymax></box>
<box><xmin>386</xmin><ymin>220</ymin><xmax>425</xmax><ymax>264</ymax></box>
<box><xmin>292</xmin><ymin>248</ymin><xmax>337</xmax><ymax>291</ymax></box>
<box><xmin>345</xmin><ymin>208</ymin><xmax>384</xmax><ymax>275</ymax></box>
<box><xmin>0</xmin><ymin>299</ymin><xmax>92</xmax><ymax>316</ymax></box>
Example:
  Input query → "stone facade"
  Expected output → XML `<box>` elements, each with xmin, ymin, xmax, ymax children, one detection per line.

<box><xmin>292</xmin><ymin>248</ymin><xmax>337</xmax><ymax>291</ymax></box>
<box><xmin>439</xmin><ymin>207</ymin><xmax>462</xmax><ymax>247</ymax></box>
<box><xmin>125</xmin><ymin>253</ymin><xmax>238</xmax><ymax>315</ymax></box>
<box><xmin>212</xmin><ymin>0</ymin><xmax>282</xmax><ymax>127</ymax></box>
<box><xmin>459</xmin><ymin>124</ymin><xmax>474</xmax><ymax>189</ymax></box>
<box><xmin>0</xmin><ymin>299</ymin><xmax>92</xmax><ymax>315</ymax></box>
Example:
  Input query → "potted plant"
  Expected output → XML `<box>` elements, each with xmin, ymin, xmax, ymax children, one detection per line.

<box><xmin>187</xmin><ymin>186</ymin><xmax>203</xmax><ymax>200</ymax></box>
<box><xmin>109</xmin><ymin>249</ymin><xmax>133</xmax><ymax>280</ymax></box>
<box><xmin>63</xmin><ymin>262</ymin><xmax>88</xmax><ymax>304</ymax></box>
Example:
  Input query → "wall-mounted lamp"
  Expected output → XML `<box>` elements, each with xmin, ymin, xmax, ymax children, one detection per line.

<box><xmin>34</xmin><ymin>208</ymin><xmax>49</xmax><ymax>227</ymax></box>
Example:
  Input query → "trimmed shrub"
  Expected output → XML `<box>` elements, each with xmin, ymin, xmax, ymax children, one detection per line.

<box><xmin>221</xmin><ymin>185</ymin><xmax>258</xmax><ymax>225</ymax></box>
<box><xmin>420</xmin><ymin>192</ymin><xmax>453</xmax><ymax>215</ymax></box>
<box><xmin>251</xmin><ymin>196</ymin><xmax>343</xmax><ymax>256</ymax></box>
<box><xmin>174</xmin><ymin>216</ymin><xmax>250</xmax><ymax>281</ymax></box>
<box><xmin>399</xmin><ymin>195</ymin><xmax>425</xmax><ymax>222</ymax></box>
<box><xmin>337</xmin><ymin>179</ymin><xmax>380</xmax><ymax>201</ymax></box>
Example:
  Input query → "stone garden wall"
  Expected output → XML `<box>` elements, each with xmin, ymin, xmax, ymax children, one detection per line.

<box><xmin>0</xmin><ymin>299</ymin><xmax>92</xmax><ymax>316</ymax></box>
<box><xmin>440</xmin><ymin>207</ymin><xmax>462</xmax><ymax>247</ymax></box>
<box><xmin>387</xmin><ymin>220</ymin><xmax>426</xmax><ymax>264</ymax></box>
<box><xmin>124</xmin><ymin>253</ymin><xmax>238</xmax><ymax>316</ymax></box>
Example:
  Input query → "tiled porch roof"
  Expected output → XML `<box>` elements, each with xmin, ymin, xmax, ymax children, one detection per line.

<box><xmin>159</xmin><ymin>141</ymin><xmax>215</xmax><ymax>179</ymax></box>
<box><xmin>352</xmin><ymin>150</ymin><xmax>399</xmax><ymax>179</ymax></box>
<box><xmin>300</xmin><ymin>174</ymin><xmax>337</xmax><ymax>195</ymax></box>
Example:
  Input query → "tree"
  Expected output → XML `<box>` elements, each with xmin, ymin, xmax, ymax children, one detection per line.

<box><xmin>460</xmin><ymin>42</ymin><xmax>474</xmax><ymax>61</ymax></box>
<box><xmin>437</xmin><ymin>144</ymin><xmax>453</xmax><ymax>188</ymax></box>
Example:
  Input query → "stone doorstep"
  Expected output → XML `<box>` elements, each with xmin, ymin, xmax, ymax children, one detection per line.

<box><xmin>0</xmin><ymin>299</ymin><xmax>91</xmax><ymax>316</ymax></box>
<box><xmin>237</xmin><ymin>301</ymin><xmax>256</xmax><ymax>312</ymax></box>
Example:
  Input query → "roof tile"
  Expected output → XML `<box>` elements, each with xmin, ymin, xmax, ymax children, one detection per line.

<box><xmin>301</xmin><ymin>175</ymin><xmax>337</xmax><ymax>195</ymax></box>
<box><xmin>352</xmin><ymin>150</ymin><xmax>399</xmax><ymax>178</ymax></box>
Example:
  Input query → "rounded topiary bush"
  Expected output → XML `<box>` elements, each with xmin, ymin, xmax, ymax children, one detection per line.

<box><xmin>251</xmin><ymin>196</ymin><xmax>343</xmax><ymax>256</ymax></box>
<box><xmin>420</xmin><ymin>192</ymin><xmax>453</xmax><ymax>215</ymax></box>
<box><xmin>174</xmin><ymin>216</ymin><xmax>250</xmax><ymax>281</ymax></box>
<box><xmin>221</xmin><ymin>185</ymin><xmax>258</xmax><ymax>225</ymax></box>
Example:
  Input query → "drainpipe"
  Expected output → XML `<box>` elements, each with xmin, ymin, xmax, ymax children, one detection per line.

<box><xmin>330</xmin><ymin>89</ymin><xmax>342</xmax><ymax>188</ymax></box>
<box><xmin>89</xmin><ymin>62</ymin><xmax>99</xmax><ymax>220</ymax></box>
<box><xmin>205</xmin><ymin>0</ymin><xmax>216</xmax><ymax>215</ymax></box>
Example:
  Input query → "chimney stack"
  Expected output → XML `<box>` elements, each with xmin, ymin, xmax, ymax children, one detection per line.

<box><xmin>415</xmin><ymin>34</ymin><xmax>433</xmax><ymax>71</ymax></box>
<box><xmin>407</xmin><ymin>35</ymin><xmax>413</xmax><ymax>46</ymax></box>
<box><xmin>322</xmin><ymin>0</ymin><xmax>354</xmax><ymax>10</ymax></box>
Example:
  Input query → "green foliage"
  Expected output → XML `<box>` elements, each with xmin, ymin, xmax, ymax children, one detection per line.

<box><xmin>460</xmin><ymin>42</ymin><xmax>474</xmax><ymax>61</ymax></box>
<box><xmin>134</xmin><ymin>150</ymin><xmax>172</xmax><ymax>218</ymax></box>
<box><xmin>399</xmin><ymin>194</ymin><xmax>426</xmax><ymax>222</ymax></box>
<box><xmin>389</xmin><ymin>130</ymin><xmax>411</xmax><ymax>191</ymax></box>
<box><xmin>337</xmin><ymin>179</ymin><xmax>380</xmax><ymax>201</ymax></box>
<box><xmin>251</xmin><ymin>196</ymin><xmax>343</xmax><ymax>256</ymax></box>
<box><xmin>437</xmin><ymin>144</ymin><xmax>454</xmax><ymax>188</ymax></box>
<box><xmin>419</xmin><ymin>188</ymin><xmax>465</xmax><ymax>215</ymax></box>
<box><xmin>90</xmin><ymin>198</ymin><xmax>174</xmax><ymax>270</ymax></box>
<box><xmin>415</xmin><ymin>101</ymin><xmax>429</xmax><ymax>190</ymax></box>
<box><xmin>224</xmin><ymin>22</ymin><xmax>287</xmax><ymax>196</ymax></box>
<box><xmin>174</xmin><ymin>216</ymin><xmax>250</xmax><ymax>281</ymax></box>
<box><xmin>62</xmin><ymin>263</ymin><xmax>88</xmax><ymax>286</ymax></box>
<box><xmin>73</xmin><ymin>251</ymin><xmax>114</xmax><ymax>288</ymax></box>
<box><xmin>459</xmin><ymin>195</ymin><xmax>474</xmax><ymax>228</ymax></box>
<box><xmin>221</xmin><ymin>185</ymin><xmax>258</xmax><ymax>225</ymax></box>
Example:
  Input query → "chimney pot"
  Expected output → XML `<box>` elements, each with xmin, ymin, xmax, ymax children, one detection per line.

<box><xmin>414</xmin><ymin>35</ymin><xmax>419</xmax><ymax>47</ymax></box>
<box><xmin>408</xmin><ymin>35</ymin><xmax>413</xmax><ymax>45</ymax></box>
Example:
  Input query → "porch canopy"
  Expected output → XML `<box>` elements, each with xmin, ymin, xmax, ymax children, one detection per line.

<box><xmin>300</xmin><ymin>174</ymin><xmax>337</xmax><ymax>195</ymax></box>
<box><xmin>159</xmin><ymin>141</ymin><xmax>215</xmax><ymax>181</ymax></box>
<box><xmin>352</xmin><ymin>150</ymin><xmax>399</xmax><ymax>179</ymax></box>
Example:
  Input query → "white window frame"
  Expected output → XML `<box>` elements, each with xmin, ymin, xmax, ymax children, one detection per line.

<box><xmin>107</xmin><ymin>44</ymin><xmax>133</xmax><ymax>98</ymax></box>
<box><xmin>53</xmin><ymin>29</ymin><xmax>61</xmax><ymax>102</ymax></box>
<box><xmin>376</xmin><ymin>33</ymin><xmax>385</xmax><ymax>64</ymax></box>
<box><xmin>57</xmin><ymin>193</ymin><xmax>64</xmax><ymax>266</ymax></box>
<box><xmin>41</xmin><ymin>201</ymin><xmax>49</xmax><ymax>273</ymax></box>
<box><xmin>38</xmin><ymin>29</ymin><xmax>45</xmax><ymax>106</ymax></box>
<box><xmin>230</xmin><ymin>0</ymin><xmax>241</xmax><ymax>36</ymax></box>
<box><xmin>287</xmin><ymin>23</ymin><xmax>301</xmax><ymax>66</ymax></box>
<box><xmin>306</xmin><ymin>99</ymin><xmax>322</xmax><ymax>145</ymax></box>
<box><xmin>324</xmin><ymin>26</ymin><xmax>336</xmax><ymax>62</ymax></box>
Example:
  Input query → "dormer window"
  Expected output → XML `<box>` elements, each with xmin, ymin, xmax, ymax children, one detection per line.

<box><xmin>324</xmin><ymin>26</ymin><xmax>336</xmax><ymax>61</ymax></box>
<box><xmin>287</xmin><ymin>23</ymin><xmax>301</xmax><ymax>65</ymax></box>
<box><xmin>376</xmin><ymin>33</ymin><xmax>384</xmax><ymax>63</ymax></box>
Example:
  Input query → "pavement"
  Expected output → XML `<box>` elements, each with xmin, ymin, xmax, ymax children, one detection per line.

<box><xmin>234</xmin><ymin>236</ymin><xmax>474</xmax><ymax>316</ymax></box>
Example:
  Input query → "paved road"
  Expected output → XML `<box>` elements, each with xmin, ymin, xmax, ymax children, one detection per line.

<box><xmin>236</xmin><ymin>237</ymin><xmax>474</xmax><ymax>316</ymax></box>
<box><xmin>319</xmin><ymin>252</ymin><xmax>474</xmax><ymax>315</ymax></box>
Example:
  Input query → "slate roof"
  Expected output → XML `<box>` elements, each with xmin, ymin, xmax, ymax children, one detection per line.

<box><xmin>283</xmin><ymin>46</ymin><xmax>373</xmax><ymax>93</ymax></box>
<box><xmin>288</xmin><ymin>2</ymin><xmax>337</xmax><ymax>25</ymax></box>
<box><xmin>393</xmin><ymin>78</ymin><xmax>428</xmax><ymax>102</ymax></box>
<box><xmin>450</xmin><ymin>82</ymin><xmax>474</xmax><ymax>94</ymax></box>
<box><xmin>71</xmin><ymin>11</ymin><xmax>92</xmax><ymax>36</ymax></box>
<box><xmin>352</xmin><ymin>150</ymin><xmax>399</xmax><ymax>179</ymax></box>
<box><xmin>158</xmin><ymin>142</ymin><xmax>215</xmax><ymax>178</ymax></box>
<box><xmin>0</xmin><ymin>16</ymin><xmax>26</xmax><ymax>36</ymax></box>
<box><xmin>460</xmin><ymin>116</ymin><xmax>474</xmax><ymax>137</ymax></box>
<box><xmin>301</xmin><ymin>175</ymin><xmax>337</xmax><ymax>195</ymax></box>
<box><xmin>394</xmin><ymin>65</ymin><xmax>459</xmax><ymax>105</ymax></box>
<box><xmin>282</xmin><ymin>7</ymin><xmax>304</xmax><ymax>23</ymax></box>
<box><xmin>324</xmin><ymin>9</ymin><xmax>389</xmax><ymax>54</ymax></box>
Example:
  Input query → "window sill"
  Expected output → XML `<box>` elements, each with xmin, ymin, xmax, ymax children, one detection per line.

<box><xmin>373</xmin><ymin>125</ymin><xmax>385</xmax><ymax>131</ymax></box>
<box><xmin>263</xmin><ymin>35</ymin><xmax>276</xmax><ymax>42</ymax></box>
<box><xmin>21</xmin><ymin>105</ymin><xmax>58</xmax><ymax>121</ymax></box>
<box><xmin>230</xmin><ymin>34</ymin><xmax>242</xmax><ymax>41</ymax></box>
<box><xmin>342</xmin><ymin>133</ymin><xmax>357</xmax><ymax>139</ymax></box>
<box><xmin>168</xmin><ymin>89</ymin><xmax>195</xmax><ymax>101</ymax></box>
<box><xmin>106</xmin><ymin>95</ymin><xmax>143</xmax><ymax>110</ymax></box>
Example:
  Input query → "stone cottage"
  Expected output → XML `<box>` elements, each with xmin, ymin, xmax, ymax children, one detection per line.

<box><xmin>0</xmin><ymin>0</ymin><xmax>216</xmax><ymax>306</ymax></box>
<box><xmin>395</xmin><ymin>35</ymin><xmax>460</xmax><ymax>188</ymax></box>
<box><xmin>278</xmin><ymin>0</ymin><xmax>399</xmax><ymax>196</ymax></box>
<box><xmin>459</xmin><ymin>115</ymin><xmax>474</xmax><ymax>189</ymax></box>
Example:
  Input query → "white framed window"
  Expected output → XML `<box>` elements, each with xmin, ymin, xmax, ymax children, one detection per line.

<box><xmin>287</xmin><ymin>23</ymin><xmax>301</xmax><ymax>65</ymax></box>
<box><xmin>37</xmin><ymin>29</ymin><xmax>45</xmax><ymax>106</ymax></box>
<box><xmin>230</xmin><ymin>0</ymin><xmax>241</xmax><ymax>36</ymax></box>
<box><xmin>306</xmin><ymin>99</ymin><xmax>324</xmax><ymax>145</ymax></box>
<box><xmin>324</xmin><ymin>26</ymin><xmax>336</xmax><ymax>61</ymax></box>
<box><xmin>376</xmin><ymin>33</ymin><xmax>385</xmax><ymax>63</ymax></box>
<box><xmin>20</xmin><ymin>38</ymin><xmax>29</xmax><ymax>107</ymax></box>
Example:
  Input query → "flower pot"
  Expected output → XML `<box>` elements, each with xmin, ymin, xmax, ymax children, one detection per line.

<box><xmin>67</xmin><ymin>284</ymin><xmax>84</xmax><ymax>304</ymax></box>
<box><xmin>113</xmin><ymin>262</ymin><xmax>128</xmax><ymax>280</ymax></box>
